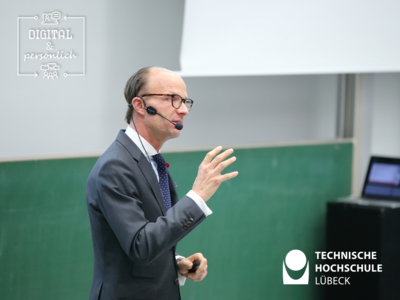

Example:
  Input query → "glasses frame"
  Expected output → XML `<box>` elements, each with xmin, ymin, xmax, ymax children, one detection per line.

<box><xmin>140</xmin><ymin>94</ymin><xmax>193</xmax><ymax>111</ymax></box>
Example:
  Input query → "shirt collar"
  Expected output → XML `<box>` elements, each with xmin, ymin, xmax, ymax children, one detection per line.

<box><xmin>125</xmin><ymin>125</ymin><xmax>158</xmax><ymax>157</ymax></box>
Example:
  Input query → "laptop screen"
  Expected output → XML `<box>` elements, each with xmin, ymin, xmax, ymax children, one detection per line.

<box><xmin>362</xmin><ymin>156</ymin><xmax>400</xmax><ymax>200</ymax></box>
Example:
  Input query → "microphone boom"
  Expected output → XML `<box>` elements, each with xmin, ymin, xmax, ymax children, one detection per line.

<box><xmin>145</xmin><ymin>105</ymin><xmax>183</xmax><ymax>130</ymax></box>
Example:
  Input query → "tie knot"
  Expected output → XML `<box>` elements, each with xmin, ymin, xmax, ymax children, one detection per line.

<box><xmin>152</xmin><ymin>153</ymin><xmax>166</xmax><ymax>167</ymax></box>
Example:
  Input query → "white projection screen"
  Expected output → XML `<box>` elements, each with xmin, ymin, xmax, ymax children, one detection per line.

<box><xmin>179</xmin><ymin>0</ymin><xmax>400</xmax><ymax>76</ymax></box>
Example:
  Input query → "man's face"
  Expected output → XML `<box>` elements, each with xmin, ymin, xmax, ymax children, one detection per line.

<box><xmin>140</xmin><ymin>68</ymin><xmax>189</xmax><ymax>142</ymax></box>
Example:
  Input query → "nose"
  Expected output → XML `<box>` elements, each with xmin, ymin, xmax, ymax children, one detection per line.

<box><xmin>177</xmin><ymin>103</ymin><xmax>189</xmax><ymax>116</ymax></box>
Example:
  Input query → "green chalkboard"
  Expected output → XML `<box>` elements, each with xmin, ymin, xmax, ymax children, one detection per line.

<box><xmin>0</xmin><ymin>158</ymin><xmax>97</xmax><ymax>299</ymax></box>
<box><xmin>0</xmin><ymin>142</ymin><xmax>352</xmax><ymax>300</ymax></box>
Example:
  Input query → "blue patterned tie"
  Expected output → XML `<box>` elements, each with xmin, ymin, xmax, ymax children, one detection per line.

<box><xmin>152</xmin><ymin>153</ymin><xmax>172</xmax><ymax>211</ymax></box>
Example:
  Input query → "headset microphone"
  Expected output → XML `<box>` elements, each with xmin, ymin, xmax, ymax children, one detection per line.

<box><xmin>128</xmin><ymin>103</ymin><xmax>183</xmax><ymax>130</ymax></box>
<box><xmin>173</xmin><ymin>121</ymin><xmax>183</xmax><ymax>130</ymax></box>
<box><xmin>146</xmin><ymin>106</ymin><xmax>183</xmax><ymax>130</ymax></box>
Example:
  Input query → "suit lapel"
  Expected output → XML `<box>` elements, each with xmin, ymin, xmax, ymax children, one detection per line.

<box><xmin>116</xmin><ymin>130</ymin><xmax>166</xmax><ymax>216</ymax></box>
<box><xmin>138</xmin><ymin>156</ymin><xmax>167</xmax><ymax>216</ymax></box>
<box><xmin>168</xmin><ymin>172</ymin><xmax>179</xmax><ymax>206</ymax></box>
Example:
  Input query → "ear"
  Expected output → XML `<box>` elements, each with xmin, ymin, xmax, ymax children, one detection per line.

<box><xmin>132</xmin><ymin>96</ymin><xmax>146</xmax><ymax>116</ymax></box>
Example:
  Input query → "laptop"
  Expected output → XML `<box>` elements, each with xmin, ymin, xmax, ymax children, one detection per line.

<box><xmin>339</xmin><ymin>156</ymin><xmax>400</xmax><ymax>208</ymax></box>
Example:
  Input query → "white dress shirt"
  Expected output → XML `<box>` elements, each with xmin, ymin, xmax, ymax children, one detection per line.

<box><xmin>125</xmin><ymin>125</ymin><xmax>212</xmax><ymax>285</ymax></box>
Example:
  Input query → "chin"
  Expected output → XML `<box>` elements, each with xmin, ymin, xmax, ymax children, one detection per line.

<box><xmin>169</xmin><ymin>130</ymin><xmax>181</xmax><ymax>139</ymax></box>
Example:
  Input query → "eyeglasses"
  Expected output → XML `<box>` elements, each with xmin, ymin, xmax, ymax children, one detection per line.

<box><xmin>140</xmin><ymin>94</ymin><xmax>193</xmax><ymax>112</ymax></box>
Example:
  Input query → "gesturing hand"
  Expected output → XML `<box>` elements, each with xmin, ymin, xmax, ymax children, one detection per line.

<box><xmin>177</xmin><ymin>253</ymin><xmax>208</xmax><ymax>282</ymax></box>
<box><xmin>192</xmin><ymin>146</ymin><xmax>238</xmax><ymax>202</ymax></box>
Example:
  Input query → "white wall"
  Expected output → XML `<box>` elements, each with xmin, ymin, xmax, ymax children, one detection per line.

<box><xmin>165</xmin><ymin>75</ymin><xmax>338</xmax><ymax>151</ymax></box>
<box><xmin>0</xmin><ymin>0</ymin><xmax>339</xmax><ymax>161</ymax></box>
<box><xmin>0</xmin><ymin>0</ymin><xmax>184</xmax><ymax>160</ymax></box>
<box><xmin>350</xmin><ymin>73</ymin><xmax>400</xmax><ymax>195</ymax></box>
<box><xmin>1</xmin><ymin>0</ymin><xmax>398</xmax><ymax>164</ymax></box>
<box><xmin>371</xmin><ymin>73</ymin><xmax>400</xmax><ymax>157</ymax></box>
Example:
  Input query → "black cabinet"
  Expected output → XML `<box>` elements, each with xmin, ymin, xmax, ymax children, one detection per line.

<box><xmin>326</xmin><ymin>201</ymin><xmax>400</xmax><ymax>300</ymax></box>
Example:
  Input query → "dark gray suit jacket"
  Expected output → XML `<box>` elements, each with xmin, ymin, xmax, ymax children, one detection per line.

<box><xmin>86</xmin><ymin>130</ymin><xmax>206</xmax><ymax>300</ymax></box>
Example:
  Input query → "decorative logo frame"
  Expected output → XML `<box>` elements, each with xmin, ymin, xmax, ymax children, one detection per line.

<box><xmin>17</xmin><ymin>11</ymin><xmax>85</xmax><ymax>79</ymax></box>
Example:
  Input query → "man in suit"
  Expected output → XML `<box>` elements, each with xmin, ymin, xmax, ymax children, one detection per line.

<box><xmin>86</xmin><ymin>67</ymin><xmax>238</xmax><ymax>300</ymax></box>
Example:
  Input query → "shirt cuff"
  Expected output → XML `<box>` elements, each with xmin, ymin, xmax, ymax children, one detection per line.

<box><xmin>176</xmin><ymin>255</ymin><xmax>187</xmax><ymax>286</ymax></box>
<box><xmin>178</xmin><ymin>272</ymin><xmax>187</xmax><ymax>286</ymax></box>
<box><xmin>186</xmin><ymin>190</ymin><xmax>213</xmax><ymax>216</ymax></box>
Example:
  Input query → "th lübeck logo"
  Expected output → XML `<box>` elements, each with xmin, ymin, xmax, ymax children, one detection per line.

<box><xmin>283</xmin><ymin>249</ymin><xmax>309</xmax><ymax>285</ymax></box>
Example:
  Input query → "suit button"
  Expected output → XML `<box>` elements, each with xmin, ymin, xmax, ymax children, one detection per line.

<box><xmin>175</xmin><ymin>278</ymin><xmax>180</xmax><ymax>285</ymax></box>
<box><xmin>183</xmin><ymin>225</ymin><xmax>188</xmax><ymax>230</ymax></box>
<box><xmin>190</xmin><ymin>218</ymin><xmax>194</xmax><ymax>222</ymax></box>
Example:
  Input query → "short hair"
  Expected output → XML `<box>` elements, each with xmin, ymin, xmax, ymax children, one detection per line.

<box><xmin>124</xmin><ymin>67</ymin><xmax>152</xmax><ymax>124</ymax></box>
